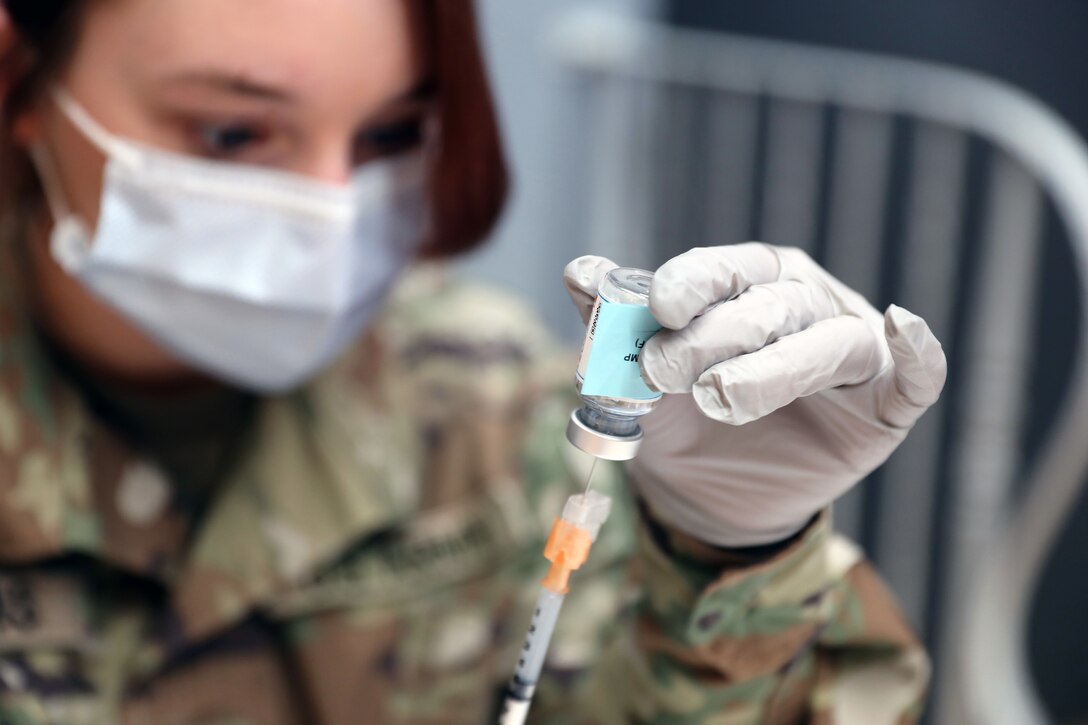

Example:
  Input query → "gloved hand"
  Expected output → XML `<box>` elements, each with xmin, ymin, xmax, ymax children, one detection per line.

<box><xmin>564</xmin><ymin>244</ymin><xmax>947</xmax><ymax>548</ymax></box>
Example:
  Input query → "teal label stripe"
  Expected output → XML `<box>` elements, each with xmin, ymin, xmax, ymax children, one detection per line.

<box><xmin>581</xmin><ymin>299</ymin><xmax>663</xmax><ymax>400</ymax></box>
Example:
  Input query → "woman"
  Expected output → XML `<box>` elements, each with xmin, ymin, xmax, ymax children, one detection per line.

<box><xmin>0</xmin><ymin>0</ymin><xmax>945</xmax><ymax>723</ymax></box>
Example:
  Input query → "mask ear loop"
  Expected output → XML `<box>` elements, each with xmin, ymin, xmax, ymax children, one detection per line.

<box><xmin>52</xmin><ymin>88</ymin><xmax>139</xmax><ymax>165</ymax></box>
<box><xmin>26</xmin><ymin>134</ymin><xmax>95</xmax><ymax>258</ymax></box>
<box><xmin>25</xmin><ymin>88</ymin><xmax>137</xmax><ymax>272</ymax></box>
<box><xmin>27</xmin><ymin>141</ymin><xmax>94</xmax><ymax>272</ymax></box>
<box><xmin>27</xmin><ymin>141</ymin><xmax>70</xmax><ymax>220</ymax></box>
<box><xmin>29</xmin><ymin>87</ymin><xmax>130</xmax><ymax>223</ymax></box>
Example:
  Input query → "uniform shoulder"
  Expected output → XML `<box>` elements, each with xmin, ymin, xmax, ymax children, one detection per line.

<box><xmin>369</xmin><ymin>265</ymin><xmax>573</xmax><ymax>413</ymax></box>
<box><xmin>382</xmin><ymin>264</ymin><xmax>559</xmax><ymax>357</ymax></box>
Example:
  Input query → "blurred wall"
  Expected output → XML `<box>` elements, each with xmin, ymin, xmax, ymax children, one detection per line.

<box><xmin>462</xmin><ymin>0</ymin><xmax>659</xmax><ymax>341</ymax></box>
<box><xmin>666</xmin><ymin>1</ymin><xmax>1087</xmax><ymax>721</ymax></box>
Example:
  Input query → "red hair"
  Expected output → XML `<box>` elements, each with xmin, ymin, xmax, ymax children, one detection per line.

<box><xmin>419</xmin><ymin>0</ymin><xmax>509</xmax><ymax>257</ymax></box>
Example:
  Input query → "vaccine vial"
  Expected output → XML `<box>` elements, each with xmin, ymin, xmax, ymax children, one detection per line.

<box><xmin>567</xmin><ymin>267</ymin><xmax>663</xmax><ymax>461</ymax></box>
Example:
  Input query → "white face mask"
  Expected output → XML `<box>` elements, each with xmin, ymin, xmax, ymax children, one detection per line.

<box><xmin>30</xmin><ymin>89</ymin><xmax>428</xmax><ymax>392</ymax></box>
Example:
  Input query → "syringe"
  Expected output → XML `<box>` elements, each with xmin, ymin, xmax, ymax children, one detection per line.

<box><xmin>498</xmin><ymin>489</ymin><xmax>613</xmax><ymax>725</ymax></box>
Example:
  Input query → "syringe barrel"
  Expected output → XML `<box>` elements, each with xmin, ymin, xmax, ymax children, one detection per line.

<box><xmin>514</xmin><ymin>588</ymin><xmax>565</xmax><ymax>685</ymax></box>
<box><xmin>500</xmin><ymin>493</ymin><xmax>613</xmax><ymax>723</ymax></box>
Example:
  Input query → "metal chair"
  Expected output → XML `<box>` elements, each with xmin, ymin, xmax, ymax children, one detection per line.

<box><xmin>546</xmin><ymin>9</ymin><xmax>1088</xmax><ymax>723</ymax></box>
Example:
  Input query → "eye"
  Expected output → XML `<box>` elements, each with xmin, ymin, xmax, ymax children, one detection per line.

<box><xmin>195</xmin><ymin>122</ymin><xmax>270</xmax><ymax>157</ymax></box>
<box><xmin>354</xmin><ymin>117</ymin><xmax>423</xmax><ymax>162</ymax></box>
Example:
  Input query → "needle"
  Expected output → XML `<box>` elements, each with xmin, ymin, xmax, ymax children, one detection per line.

<box><xmin>582</xmin><ymin>458</ymin><xmax>599</xmax><ymax>496</ymax></box>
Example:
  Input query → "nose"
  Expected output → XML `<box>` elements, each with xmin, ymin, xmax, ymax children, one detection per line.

<box><xmin>299</xmin><ymin>144</ymin><xmax>355</xmax><ymax>186</ymax></box>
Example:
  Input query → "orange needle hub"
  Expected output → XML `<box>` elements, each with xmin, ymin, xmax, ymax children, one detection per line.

<box><xmin>541</xmin><ymin>518</ymin><xmax>594</xmax><ymax>594</ymax></box>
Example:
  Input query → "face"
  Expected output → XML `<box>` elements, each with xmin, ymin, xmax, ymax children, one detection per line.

<box><xmin>14</xmin><ymin>0</ymin><xmax>429</xmax><ymax>386</ymax></box>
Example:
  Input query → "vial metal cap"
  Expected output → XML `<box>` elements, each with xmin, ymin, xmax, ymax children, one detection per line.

<box><xmin>566</xmin><ymin>409</ymin><xmax>642</xmax><ymax>461</ymax></box>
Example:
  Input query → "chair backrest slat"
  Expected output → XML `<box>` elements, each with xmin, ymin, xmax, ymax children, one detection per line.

<box><xmin>758</xmin><ymin>98</ymin><xmax>827</xmax><ymax>253</ymax></box>
<box><xmin>585</xmin><ymin>76</ymin><xmax>650</xmax><ymax>266</ymax></box>
<box><xmin>822</xmin><ymin>108</ymin><xmax>896</xmax><ymax>301</ymax></box>
<box><xmin>704</xmin><ymin>92</ymin><xmax>761</xmax><ymax>246</ymax></box>
<box><xmin>934</xmin><ymin>153</ymin><xmax>1043</xmax><ymax>722</ymax></box>
<box><xmin>874</xmin><ymin>122</ymin><xmax>970</xmax><ymax>629</ymax></box>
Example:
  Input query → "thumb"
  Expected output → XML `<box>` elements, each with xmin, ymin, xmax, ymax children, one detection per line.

<box><xmin>879</xmin><ymin>304</ymin><xmax>948</xmax><ymax>429</ymax></box>
<box><xmin>563</xmin><ymin>255</ymin><xmax>619</xmax><ymax>324</ymax></box>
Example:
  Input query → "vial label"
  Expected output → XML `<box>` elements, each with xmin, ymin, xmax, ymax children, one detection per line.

<box><xmin>576</xmin><ymin>295</ymin><xmax>663</xmax><ymax>400</ymax></box>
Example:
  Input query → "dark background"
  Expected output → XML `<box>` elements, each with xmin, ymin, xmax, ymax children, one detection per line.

<box><xmin>665</xmin><ymin>1</ymin><xmax>1088</xmax><ymax>721</ymax></box>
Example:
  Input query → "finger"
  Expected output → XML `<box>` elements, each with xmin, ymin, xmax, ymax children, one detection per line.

<box><xmin>563</xmin><ymin>255</ymin><xmax>619</xmax><ymax>324</ymax></box>
<box><xmin>879</xmin><ymin>305</ymin><xmax>948</xmax><ymax>428</ymax></box>
<box><xmin>649</xmin><ymin>243</ymin><xmax>791</xmax><ymax>330</ymax></box>
<box><xmin>642</xmin><ymin>278</ymin><xmax>838</xmax><ymax>393</ymax></box>
<box><xmin>692</xmin><ymin>315</ymin><xmax>884</xmax><ymax>425</ymax></box>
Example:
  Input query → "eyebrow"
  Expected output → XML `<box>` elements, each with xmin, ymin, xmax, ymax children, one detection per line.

<box><xmin>159</xmin><ymin>71</ymin><xmax>437</xmax><ymax>107</ymax></box>
<box><xmin>160</xmin><ymin>71</ymin><xmax>297</xmax><ymax>103</ymax></box>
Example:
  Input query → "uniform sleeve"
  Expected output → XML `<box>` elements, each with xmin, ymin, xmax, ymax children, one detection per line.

<box><xmin>568</xmin><ymin>506</ymin><xmax>930</xmax><ymax>724</ymax></box>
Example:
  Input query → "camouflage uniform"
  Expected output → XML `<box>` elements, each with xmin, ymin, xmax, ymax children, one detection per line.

<box><xmin>0</xmin><ymin>216</ymin><xmax>928</xmax><ymax>723</ymax></box>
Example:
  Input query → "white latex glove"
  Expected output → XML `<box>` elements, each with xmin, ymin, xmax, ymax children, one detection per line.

<box><xmin>564</xmin><ymin>244</ymin><xmax>947</xmax><ymax>547</ymax></box>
